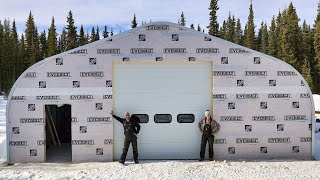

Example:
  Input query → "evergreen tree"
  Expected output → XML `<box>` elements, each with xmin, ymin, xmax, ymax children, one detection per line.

<box><xmin>102</xmin><ymin>25</ymin><xmax>109</xmax><ymax>38</ymax></box>
<box><xmin>131</xmin><ymin>14</ymin><xmax>137</xmax><ymax>28</ymax></box>
<box><xmin>256</xmin><ymin>21</ymin><xmax>268</xmax><ymax>52</ymax></box>
<box><xmin>314</xmin><ymin>1</ymin><xmax>320</xmax><ymax>92</ymax></box>
<box><xmin>25</xmin><ymin>11</ymin><xmax>37</xmax><ymax>70</ymax></box>
<box><xmin>78</xmin><ymin>25</ymin><xmax>87</xmax><ymax>46</ymax></box>
<box><xmin>34</xmin><ymin>27</ymin><xmax>42</xmax><ymax>62</ymax></box>
<box><xmin>301</xmin><ymin>20</ymin><xmax>316</xmax><ymax>90</ymax></box>
<box><xmin>234</xmin><ymin>18</ymin><xmax>242</xmax><ymax>45</ymax></box>
<box><xmin>66</xmin><ymin>10</ymin><xmax>77</xmax><ymax>50</ymax></box>
<box><xmin>190</xmin><ymin>24</ymin><xmax>195</xmax><ymax>29</ymax></box>
<box><xmin>243</xmin><ymin>0</ymin><xmax>256</xmax><ymax>49</ymax></box>
<box><xmin>85</xmin><ymin>30</ymin><xmax>90</xmax><ymax>43</ymax></box>
<box><xmin>317</xmin><ymin>1</ymin><xmax>320</xmax><ymax>23</ymax></box>
<box><xmin>207</xmin><ymin>0</ymin><xmax>219</xmax><ymax>36</ymax></box>
<box><xmin>0</xmin><ymin>21</ymin><xmax>3</xmax><ymax>92</ymax></box>
<box><xmin>280</xmin><ymin>2</ymin><xmax>302</xmax><ymax>71</ymax></box>
<box><xmin>301</xmin><ymin>58</ymin><xmax>315</xmax><ymax>92</ymax></box>
<box><xmin>219</xmin><ymin>20</ymin><xmax>227</xmax><ymax>39</ymax></box>
<box><xmin>179</xmin><ymin>12</ymin><xmax>186</xmax><ymax>26</ymax></box>
<box><xmin>276</xmin><ymin>11</ymin><xmax>284</xmax><ymax>59</ymax></box>
<box><xmin>47</xmin><ymin>17</ymin><xmax>58</xmax><ymax>57</ymax></box>
<box><xmin>261</xmin><ymin>22</ymin><xmax>268</xmax><ymax>53</ymax></box>
<box><xmin>197</xmin><ymin>24</ymin><xmax>201</xmax><ymax>32</ymax></box>
<box><xmin>226</xmin><ymin>13</ymin><xmax>235</xmax><ymax>42</ymax></box>
<box><xmin>302</xmin><ymin>20</ymin><xmax>313</xmax><ymax>62</ymax></box>
<box><xmin>11</xmin><ymin>20</ymin><xmax>19</xmax><ymax>79</ymax></box>
<box><xmin>267</xmin><ymin>16</ymin><xmax>278</xmax><ymax>57</ymax></box>
<box><xmin>96</xmin><ymin>26</ymin><xmax>100</xmax><ymax>41</ymax></box>
<box><xmin>90</xmin><ymin>26</ymin><xmax>96</xmax><ymax>42</ymax></box>
<box><xmin>58</xmin><ymin>27</ymin><xmax>67</xmax><ymax>52</ymax></box>
<box><xmin>39</xmin><ymin>30</ymin><xmax>47</xmax><ymax>59</ymax></box>
<box><xmin>2</xmin><ymin>19</ymin><xmax>15</xmax><ymax>94</ymax></box>
<box><xmin>17</xmin><ymin>34</ymin><xmax>26</xmax><ymax>78</ymax></box>
<box><xmin>256</xmin><ymin>22</ymin><xmax>263</xmax><ymax>51</ymax></box>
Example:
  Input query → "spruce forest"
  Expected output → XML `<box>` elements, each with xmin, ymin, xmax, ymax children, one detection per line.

<box><xmin>0</xmin><ymin>0</ymin><xmax>319</xmax><ymax>94</ymax></box>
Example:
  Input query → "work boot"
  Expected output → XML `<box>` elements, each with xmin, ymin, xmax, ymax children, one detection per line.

<box><xmin>134</xmin><ymin>159</ymin><xmax>139</xmax><ymax>164</ymax></box>
<box><xmin>118</xmin><ymin>160</ymin><xmax>125</xmax><ymax>164</ymax></box>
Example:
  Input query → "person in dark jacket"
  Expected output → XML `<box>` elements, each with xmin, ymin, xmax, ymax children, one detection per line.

<box><xmin>110</xmin><ymin>110</ymin><xmax>140</xmax><ymax>164</ymax></box>
<box><xmin>198</xmin><ymin>110</ymin><xmax>220</xmax><ymax>161</ymax></box>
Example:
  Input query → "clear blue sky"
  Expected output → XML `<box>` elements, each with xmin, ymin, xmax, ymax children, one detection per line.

<box><xmin>0</xmin><ymin>0</ymin><xmax>318</xmax><ymax>35</ymax></box>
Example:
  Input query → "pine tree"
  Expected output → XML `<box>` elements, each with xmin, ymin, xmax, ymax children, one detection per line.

<box><xmin>0</xmin><ymin>21</ymin><xmax>3</xmax><ymax>92</ymax></box>
<box><xmin>243</xmin><ymin>0</ymin><xmax>255</xmax><ymax>49</ymax></box>
<box><xmin>190</xmin><ymin>24</ymin><xmax>195</xmax><ymax>29</ymax></box>
<box><xmin>261</xmin><ymin>22</ymin><xmax>268</xmax><ymax>53</ymax></box>
<box><xmin>39</xmin><ymin>30</ymin><xmax>47</xmax><ymax>59</ymax></box>
<box><xmin>179</xmin><ymin>12</ymin><xmax>186</xmax><ymax>26</ymax></box>
<box><xmin>66</xmin><ymin>10</ymin><xmax>77</xmax><ymax>50</ymax></box>
<box><xmin>280</xmin><ymin>2</ymin><xmax>302</xmax><ymax>71</ymax></box>
<box><xmin>256</xmin><ymin>21</ymin><xmax>268</xmax><ymax>52</ymax></box>
<box><xmin>197</xmin><ymin>24</ymin><xmax>201</xmax><ymax>32</ymax></box>
<box><xmin>317</xmin><ymin>1</ymin><xmax>320</xmax><ymax>23</ymax></box>
<box><xmin>219</xmin><ymin>20</ymin><xmax>227</xmax><ymax>39</ymax></box>
<box><xmin>17</xmin><ymin>34</ymin><xmax>26</xmax><ymax>78</ymax></box>
<box><xmin>207</xmin><ymin>0</ymin><xmax>219</xmax><ymax>36</ymax></box>
<box><xmin>267</xmin><ymin>16</ymin><xmax>277</xmax><ymax>57</ymax></box>
<box><xmin>301</xmin><ymin>21</ymin><xmax>316</xmax><ymax>90</ymax></box>
<box><xmin>85</xmin><ymin>30</ymin><xmax>90</xmax><ymax>43</ymax></box>
<box><xmin>102</xmin><ymin>25</ymin><xmax>109</xmax><ymax>38</ymax></box>
<box><xmin>2</xmin><ymin>19</ymin><xmax>14</xmax><ymax>94</ymax></box>
<box><xmin>302</xmin><ymin>20</ymin><xmax>313</xmax><ymax>62</ymax></box>
<box><xmin>95</xmin><ymin>26</ymin><xmax>100</xmax><ymax>41</ymax></box>
<box><xmin>11</xmin><ymin>20</ymin><xmax>19</xmax><ymax>79</ymax></box>
<box><xmin>301</xmin><ymin>58</ymin><xmax>315</xmax><ymax>92</ymax></box>
<box><xmin>276</xmin><ymin>11</ymin><xmax>284</xmax><ymax>59</ymax></box>
<box><xmin>226</xmin><ymin>13</ymin><xmax>235</xmax><ymax>42</ymax></box>
<box><xmin>234</xmin><ymin>18</ymin><xmax>242</xmax><ymax>45</ymax></box>
<box><xmin>256</xmin><ymin>22</ymin><xmax>263</xmax><ymax>51</ymax></box>
<box><xmin>314</xmin><ymin>1</ymin><xmax>320</xmax><ymax>92</ymax></box>
<box><xmin>25</xmin><ymin>11</ymin><xmax>37</xmax><ymax>70</ymax></box>
<box><xmin>131</xmin><ymin>14</ymin><xmax>137</xmax><ymax>28</ymax></box>
<box><xmin>47</xmin><ymin>17</ymin><xmax>58</xmax><ymax>57</ymax></box>
<box><xmin>58</xmin><ymin>27</ymin><xmax>67</xmax><ymax>52</ymax></box>
<box><xmin>78</xmin><ymin>25</ymin><xmax>86</xmax><ymax>46</ymax></box>
<box><xmin>90</xmin><ymin>27</ymin><xmax>96</xmax><ymax>42</ymax></box>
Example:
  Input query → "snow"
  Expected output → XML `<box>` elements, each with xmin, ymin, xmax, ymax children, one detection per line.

<box><xmin>313</xmin><ymin>94</ymin><xmax>320</xmax><ymax>112</ymax></box>
<box><xmin>1</xmin><ymin>160</ymin><xmax>320</xmax><ymax>179</ymax></box>
<box><xmin>0</xmin><ymin>96</ymin><xmax>7</xmax><ymax>164</ymax></box>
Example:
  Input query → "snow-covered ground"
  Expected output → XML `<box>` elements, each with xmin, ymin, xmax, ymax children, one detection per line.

<box><xmin>0</xmin><ymin>96</ymin><xmax>7</xmax><ymax>164</ymax></box>
<box><xmin>1</xmin><ymin>160</ymin><xmax>320</xmax><ymax>179</ymax></box>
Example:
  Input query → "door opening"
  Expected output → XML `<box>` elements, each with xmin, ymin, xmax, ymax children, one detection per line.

<box><xmin>45</xmin><ymin>104</ymin><xmax>72</xmax><ymax>162</ymax></box>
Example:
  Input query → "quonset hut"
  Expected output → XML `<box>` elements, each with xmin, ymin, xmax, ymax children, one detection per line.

<box><xmin>6</xmin><ymin>22</ymin><xmax>315</xmax><ymax>163</ymax></box>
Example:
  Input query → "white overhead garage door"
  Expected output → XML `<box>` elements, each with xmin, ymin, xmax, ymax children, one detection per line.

<box><xmin>113</xmin><ymin>61</ymin><xmax>212</xmax><ymax>160</ymax></box>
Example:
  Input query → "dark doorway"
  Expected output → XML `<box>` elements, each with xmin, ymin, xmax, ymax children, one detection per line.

<box><xmin>45</xmin><ymin>104</ymin><xmax>72</xmax><ymax>162</ymax></box>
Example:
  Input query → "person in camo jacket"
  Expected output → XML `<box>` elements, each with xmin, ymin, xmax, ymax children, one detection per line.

<box><xmin>110</xmin><ymin>110</ymin><xmax>140</xmax><ymax>164</ymax></box>
<box><xmin>198</xmin><ymin>110</ymin><xmax>220</xmax><ymax>161</ymax></box>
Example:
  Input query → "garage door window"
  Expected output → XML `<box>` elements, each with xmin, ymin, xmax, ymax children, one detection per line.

<box><xmin>131</xmin><ymin>114</ymin><xmax>149</xmax><ymax>123</ymax></box>
<box><xmin>177</xmin><ymin>114</ymin><xmax>195</xmax><ymax>123</ymax></box>
<box><xmin>154</xmin><ymin>114</ymin><xmax>172</xmax><ymax>123</ymax></box>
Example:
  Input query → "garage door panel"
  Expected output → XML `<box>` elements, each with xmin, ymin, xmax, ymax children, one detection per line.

<box><xmin>114</xmin><ymin>62</ymin><xmax>212</xmax><ymax>159</ymax></box>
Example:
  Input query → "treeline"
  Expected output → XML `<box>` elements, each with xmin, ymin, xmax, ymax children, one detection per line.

<box><xmin>180</xmin><ymin>0</ymin><xmax>320</xmax><ymax>93</ymax></box>
<box><xmin>0</xmin><ymin>1</ymin><xmax>320</xmax><ymax>95</ymax></box>
<box><xmin>0</xmin><ymin>10</ymin><xmax>114</xmax><ymax>94</ymax></box>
